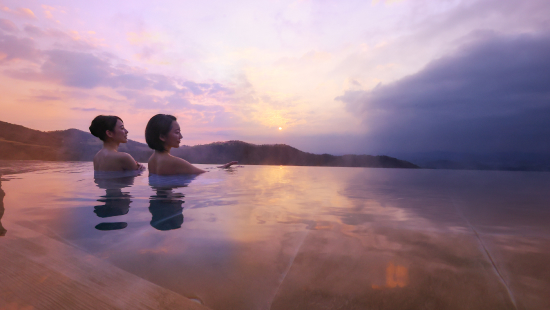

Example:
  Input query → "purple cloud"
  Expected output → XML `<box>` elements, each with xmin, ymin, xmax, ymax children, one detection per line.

<box><xmin>23</xmin><ymin>24</ymin><xmax>44</xmax><ymax>36</ymax></box>
<box><xmin>0</xmin><ymin>19</ymin><xmax>17</xmax><ymax>32</ymax></box>
<box><xmin>183</xmin><ymin>81</ymin><xmax>207</xmax><ymax>95</ymax></box>
<box><xmin>3</xmin><ymin>46</ymin><xmax>233</xmax><ymax>98</ymax></box>
<box><xmin>41</xmin><ymin>50</ymin><xmax>111</xmax><ymax>88</ymax></box>
<box><xmin>209</xmin><ymin>83</ymin><xmax>235</xmax><ymax>95</ymax></box>
<box><xmin>0</xmin><ymin>33</ymin><xmax>40</xmax><ymax>63</ymax></box>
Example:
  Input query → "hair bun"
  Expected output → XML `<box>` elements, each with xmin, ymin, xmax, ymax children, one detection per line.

<box><xmin>89</xmin><ymin>115</ymin><xmax>122</xmax><ymax>141</ymax></box>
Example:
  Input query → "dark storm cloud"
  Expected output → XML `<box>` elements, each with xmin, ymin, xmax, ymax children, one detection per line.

<box><xmin>336</xmin><ymin>33</ymin><xmax>550</xmax><ymax>154</ymax></box>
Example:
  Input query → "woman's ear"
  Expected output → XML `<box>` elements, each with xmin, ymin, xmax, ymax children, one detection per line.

<box><xmin>105</xmin><ymin>130</ymin><xmax>115</xmax><ymax>138</ymax></box>
<box><xmin>159</xmin><ymin>135</ymin><xmax>166</xmax><ymax>142</ymax></box>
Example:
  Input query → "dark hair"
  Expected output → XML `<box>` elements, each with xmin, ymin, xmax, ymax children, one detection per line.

<box><xmin>89</xmin><ymin>115</ymin><xmax>122</xmax><ymax>141</ymax></box>
<box><xmin>145</xmin><ymin>114</ymin><xmax>177</xmax><ymax>151</ymax></box>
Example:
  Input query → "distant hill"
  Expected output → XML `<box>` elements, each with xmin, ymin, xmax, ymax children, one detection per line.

<box><xmin>0</xmin><ymin>121</ymin><xmax>61</xmax><ymax>161</ymax></box>
<box><xmin>171</xmin><ymin>141</ymin><xmax>419</xmax><ymax>168</ymax></box>
<box><xmin>0</xmin><ymin>120</ymin><xmax>418</xmax><ymax>168</ymax></box>
<box><xmin>0</xmin><ymin>121</ymin><xmax>152</xmax><ymax>162</ymax></box>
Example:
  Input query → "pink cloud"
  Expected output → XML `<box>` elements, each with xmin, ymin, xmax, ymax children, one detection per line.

<box><xmin>0</xmin><ymin>18</ymin><xmax>17</xmax><ymax>32</ymax></box>
<box><xmin>2</xmin><ymin>7</ymin><xmax>36</xmax><ymax>19</ymax></box>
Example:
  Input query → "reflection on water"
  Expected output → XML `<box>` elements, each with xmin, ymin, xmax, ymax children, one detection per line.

<box><xmin>0</xmin><ymin>177</ymin><xmax>6</xmax><ymax>236</ymax></box>
<box><xmin>2</xmin><ymin>164</ymin><xmax>549</xmax><ymax>310</ymax></box>
<box><xmin>372</xmin><ymin>263</ymin><xmax>409</xmax><ymax>289</ymax></box>
<box><xmin>148</xmin><ymin>174</ymin><xmax>196</xmax><ymax>231</ymax></box>
<box><xmin>93</xmin><ymin>170</ymin><xmax>140</xmax><ymax>231</ymax></box>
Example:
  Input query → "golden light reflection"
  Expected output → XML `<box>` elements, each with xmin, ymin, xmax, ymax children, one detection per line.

<box><xmin>372</xmin><ymin>262</ymin><xmax>409</xmax><ymax>289</ymax></box>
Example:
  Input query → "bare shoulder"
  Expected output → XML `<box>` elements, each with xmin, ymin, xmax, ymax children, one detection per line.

<box><xmin>167</xmin><ymin>155</ymin><xmax>193</xmax><ymax>172</ymax></box>
<box><xmin>115</xmin><ymin>152</ymin><xmax>138</xmax><ymax>170</ymax></box>
<box><xmin>158</xmin><ymin>155</ymin><xmax>205</xmax><ymax>175</ymax></box>
<box><xmin>116</xmin><ymin>151</ymin><xmax>135</xmax><ymax>161</ymax></box>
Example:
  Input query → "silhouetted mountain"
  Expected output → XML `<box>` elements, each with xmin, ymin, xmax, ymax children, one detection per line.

<box><xmin>0</xmin><ymin>121</ymin><xmax>61</xmax><ymax>160</ymax></box>
<box><xmin>172</xmin><ymin>141</ymin><xmax>419</xmax><ymax>168</ymax></box>
<box><xmin>0</xmin><ymin>120</ymin><xmax>152</xmax><ymax>161</ymax></box>
<box><xmin>48</xmin><ymin>128</ymin><xmax>152</xmax><ymax>162</ymax></box>
<box><xmin>0</xmin><ymin>120</ymin><xmax>418</xmax><ymax>168</ymax></box>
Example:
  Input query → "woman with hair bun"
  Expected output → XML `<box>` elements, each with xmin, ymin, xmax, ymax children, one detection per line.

<box><xmin>89</xmin><ymin>115</ymin><xmax>144</xmax><ymax>171</ymax></box>
<box><xmin>146</xmin><ymin>114</ymin><xmax>237</xmax><ymax>175</ymax></box>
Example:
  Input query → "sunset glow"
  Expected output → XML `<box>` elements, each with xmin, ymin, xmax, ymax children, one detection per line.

<box><xmin>1</xmin><ymin>0</ymin><xmax>549</xmax><ymax>155</ymax></box>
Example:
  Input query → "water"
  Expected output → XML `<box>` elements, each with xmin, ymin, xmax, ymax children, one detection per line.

<box><xmin>1</xmin><ymin>162</ymin><xmax>549</xmax><ymax>310</ymax></box>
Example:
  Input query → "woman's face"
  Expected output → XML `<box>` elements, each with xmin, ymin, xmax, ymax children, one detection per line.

<box><xmin>107</xmin><ymin>119</ymin><xmax>128</xmax><ymax>143</ymax></box>
<box><xmin>162</xmin><ymin>120</ymin><xmax>182</xmax><ymax>149</ymax></box>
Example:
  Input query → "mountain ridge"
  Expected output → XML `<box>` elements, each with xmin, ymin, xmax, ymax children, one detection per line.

<box><xmin>0</xmin><ymin>120</ymin><xmax>419</xmax><ymax>169</ymax></box>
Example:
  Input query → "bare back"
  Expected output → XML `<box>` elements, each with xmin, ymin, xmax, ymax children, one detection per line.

<box><xmin>93</xmin><ymin>149</ymin><xmax>139</xmax><ymax>171</ymax></box>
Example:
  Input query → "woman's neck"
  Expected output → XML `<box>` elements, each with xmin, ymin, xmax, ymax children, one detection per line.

<box><xmin>155</xmin><ymin>149</ymin><xmax>171</xmax><ymax>156</ymax></box>
<box><xmin>103</xmin><ymin>140</ymin><xmax>120</xmax><ymax>151</ymax></box>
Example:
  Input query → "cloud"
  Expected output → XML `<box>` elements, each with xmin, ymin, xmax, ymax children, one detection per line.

<box><xmin>0</xmin><ymin>19</ymin><xmax>17</xmax><ymax>32</ymax></box>
<box><xmin>0</xmin><ymin>33</ymin><xmax>40</xmax><ymax>63</ymax></box>
<box><xmin>40</xmin><ymin>50</ymin><xmax>111</xmax><ymax>88</ymax></box>
<box><xmin>182</xmin><ymin>81</ymin><xmax>208</xmax><ymax>95</ymax></box>
<box><xmin>116</xmin><ymin>88</ymin><xmax>226</xmax><ymax>114</ymax></box>
<box><xmin>20</xmin><ymin>24</ymin><xmax>99</xmax><ymax>51</ymax></box>
<box><xmin>18</xmin><ymin>8</ymin><xmax>36</xmax><ymax>19</ymax></box>
<box><xmin>71</xmin><ymin>107</ymin><xmax>107</xmax><ymax>112</ymax></box>
<box><xmin>2</xmin><ymin>7</ymin><xmax>37</xmax><ymax>19</ymax></box>
<box><xmin>209</xmin><ymin>83</ymin><xmax>235</xmax><ymax>95</ymax></box>
<box><xmin>0</xmin><ymin>19</ymin><xmax>240</xmax><ymax>131</ymax></box>
<box><xmin>32</xmin><ymin>95</ymin><xmax>61</xmax><ymax>101</ymax></box>
<box><xmin>41</xmin><ymin>4</ymin><xmax>64</xmax><ymax>20</ymax></box>
<box><xmin>336</xmin><ymin>32</ymin><xmax>550</xmax><ymax>154</ymax></box>
<box><xmin>4</xmin><ymin>43</ymin><xmax>235</xmax><ymax>98</ymax></box>
<box><xmin>23</xmin><ymin>24</ymin><xmax>45</xmax><ymax>36</ymax></box>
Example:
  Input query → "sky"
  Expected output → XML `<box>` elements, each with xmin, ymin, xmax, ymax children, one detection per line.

<box><xmin>1</xmin><ymin>0</ymin><xmax>549</xmax><ymax>155</ymax></box>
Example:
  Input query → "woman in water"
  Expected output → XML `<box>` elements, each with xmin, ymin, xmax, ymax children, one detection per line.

<box><xmin>89</xmin><ymin>115</ymin><xmax>144</xmax><ymax>171</ymax></box>
<box><xmin>145</xmin><ymin>114</ymin><xmax>237</xmax><ymax>175</ymax></box>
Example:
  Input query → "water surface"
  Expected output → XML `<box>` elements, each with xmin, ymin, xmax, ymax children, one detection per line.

<box><xmin>1</xmin><ymin>162</ymin><xmax>549</xmax><ymax>309</ymax></box>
